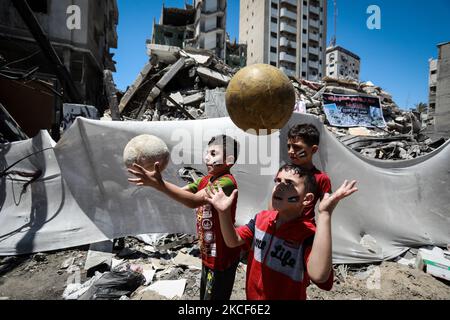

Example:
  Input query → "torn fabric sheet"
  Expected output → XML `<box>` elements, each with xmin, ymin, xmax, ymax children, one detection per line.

<box><xmin>0</xmin><ymin>114</ymin><xmax>449</xmax><ymax>264</ymax></box>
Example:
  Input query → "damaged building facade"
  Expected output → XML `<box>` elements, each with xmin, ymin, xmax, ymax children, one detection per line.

<box><xmin>0</xmin><ymin>0</ymin><xmax>118</xmax><ymax>138</ymax></box>
<box><xmin>148</xmin><ymin>0</ymin><xmax>246</xmax><ymax>68</ymax></box>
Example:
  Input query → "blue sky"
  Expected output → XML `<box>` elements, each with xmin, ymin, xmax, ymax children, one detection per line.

<box><xmin>113</xmin><ymin>0</ymin><xmax>450</xmax><ymax>109</ymax></box>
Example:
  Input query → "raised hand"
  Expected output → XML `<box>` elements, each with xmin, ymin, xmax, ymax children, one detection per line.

<box><xmin>319</xmin><ymin>180</ymin><xmax>358</xmax><ymax>215</ymax></box>
<box><xmin>127</xmin><ymin>162</ymin><xmax>164</xmax><ymax>189</ymax></box>
<box><xmin>204</xmin><ymin>184</ymin><xmax>238</xmax><ymax>213</ymax></box>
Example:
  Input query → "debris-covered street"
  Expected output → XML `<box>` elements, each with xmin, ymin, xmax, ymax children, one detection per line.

<box><xmin>1</xmin><ymin>237</ymin><xmax>449</xmax><ymax>300</ymax></box>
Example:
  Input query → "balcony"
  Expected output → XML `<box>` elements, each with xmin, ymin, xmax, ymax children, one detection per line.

<box><xmin>309</xmin><ymin>19</ymin><xmax>319</xmax><ymax>28</ymax></box>
<box><xmin>309</xmin><ymin>46</ymin><xmax>319</xmax><ymax>55</ymax></box>
<box><xmin>280</xmin><ymin>22</ymin><xmax>297</xmax><ymax>35</ymax></box>
<box><xmin>280</xmin><ymin>52</ymin><xmax>296</xmax><ymax>64</ymax></box>
<box><xmin>281</xmin><ymin>0</ymin><xmax>297</xmax><ymax>6</ymax></box>
<box><xmin>309</xmin><ymin>60</ymin><xmax>319</xmax><ymax>68</ymax></box>
<box><xmin>309</xmin><ymin>32</ymin><xmax>319</xmax><ymax>41</ymax></box>
<box><xmin>280</xmin><ymin>37</ymin><xmax>297</xmax><ymax>49</ymax></box>
<box><xmin>309</xmin><ymin>5</ymin><xmax>320</xmax><ymax>15</ymax></box>
<box><xmin>280</xmin><ymin>8</ymin><xmax>296</xmax><ymax>20</ymax></box>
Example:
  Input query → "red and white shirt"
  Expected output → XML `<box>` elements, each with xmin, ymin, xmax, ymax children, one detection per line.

<box><xmin>237</xmin><ymin>210</ymin><xmax>334</xmax><ymax>300</ymax></box>
<box><xmin>189</xmin><ymin>173</ymin><xmax>241</xmax><ymax>271</ymax></box>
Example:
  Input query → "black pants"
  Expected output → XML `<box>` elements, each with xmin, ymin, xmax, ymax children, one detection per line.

<box><xmin>200</xmin><ymin>261</ymin><xmax>239</xmax><ymax>300</ymax></box>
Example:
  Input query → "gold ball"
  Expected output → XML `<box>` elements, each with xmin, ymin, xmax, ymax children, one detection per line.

<box><xmin>226</xmin><ymin>64</ymin><xmax>295</xmax><ymax>135</ymax></box>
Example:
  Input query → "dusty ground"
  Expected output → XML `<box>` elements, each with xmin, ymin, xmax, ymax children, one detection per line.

<box><xmin>1</xmin><ymin>238</ymin><xmax>448</xmax><ymax>300</ymax></box>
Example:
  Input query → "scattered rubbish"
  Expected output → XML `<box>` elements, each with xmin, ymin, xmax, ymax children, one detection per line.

<box><xmin>60</xmin><ymin>257</ymin><xmax>75</xmax><ymax>270</ymax></box>
<box><xmin>84</xmin><ymin>241</ymin><xmax>113</xmax><ymax>277</ymax></box>
<box><xmin>416</xmin><ymin>247</ymin><xmax>450</xmax><ymax>281</ymax></box>
<box><xmin>140</xmin><ymin>279</ymin><xmax>187</xmax><ymax>300</ymax></box>
<box><xmin>172</xmin><ymin>252</ymin><xmax>202</xmax><ymax>270</ymax></box>
<box><xmin>396</xmin><ymin>257</ymin><xmax>416</xmax><ymax>268</ymax></box>
<box><xmin>62</xmin><ymin>272</ymin><xmax>103</xmax><ymax>300</ymax></box>
<box><xmin>113</xmin><ymin>262</ymin><xmax>156</xmax><ymax>286</ymax></box>
<box><xmin>78</xmin><ymin>270</ymin><xmax>145</xmax><ymax>300</ymax></box>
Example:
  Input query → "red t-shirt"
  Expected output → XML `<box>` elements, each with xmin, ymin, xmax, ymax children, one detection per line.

<box><xmin>237</xmin><ymin>210</ymin><xmax>334</xmax><ymax>300</ymax></box>
<box><xmin>303</xmin><ymin>168</ymin><xmax>332</xmax><ymax>223</ymax></box>
<box><xmin>189</xmin><ymin>173</ymin><xmax>241</xmax><ymax>271</ymax></box>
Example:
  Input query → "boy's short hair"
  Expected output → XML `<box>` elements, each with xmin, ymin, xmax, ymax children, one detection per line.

<box><xmin>288</xmin><ymin>124</ymin><xmax>320</xmax><ymax>147</ymax></box>
<box><xmin>277</xmin><ymin>164</ymin><xmax>318</xmax><ymax>195</ymax></box>
<box><xmin>208</xmin><ymin>135</ymin><xmax>239</xmax><ymax>163</ymax></box>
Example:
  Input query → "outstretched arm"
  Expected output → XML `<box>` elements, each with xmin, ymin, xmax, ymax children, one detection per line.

<box><xmin>128</xmin><ymin>162</ymin><xmax>208</xmax><ymax>209</ymax></box>
<box><xmin>204</xmin><ymin>186</ymin><xmax>245</xmax><ymax>248</ymax></box>
<box><xmin>307</xmin><ymin>180</ymin><xmax>358</xmax><ymax>284</ymax></box>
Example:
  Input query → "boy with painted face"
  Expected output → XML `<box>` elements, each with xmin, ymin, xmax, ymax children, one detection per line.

<box><xmin>128</xmin><ymin>135</ymin><xmax>241</xmax><ymax>300</ymax></box>
<box><xmin>287</xmin><ymin>124</ymin><xmax>332</xmax><ymax>223</ymax></box>
<box><xmin>205</xmin><ymin>165</ymin><xmax>358</xmax><ymax>300</ymax></box>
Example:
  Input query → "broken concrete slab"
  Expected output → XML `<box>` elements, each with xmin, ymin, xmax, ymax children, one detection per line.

<box><xmin>84</xmin><ymin>240</ymin><xmax>113</xmax><ymax>276</ymax></box>
<box><xmin>146</xmin><ymin>44</ymin><xmax>181</xmax><ymax>64</ymax></box>
<box><xmin>119</xmin><ymin>62</ymin><xmax>153</xmax><ymax>113</ymax></box>
<box><xmin>183</xmin><ymin>92</ymin><xmax>205</xmax><ymax>106</ymax></box>
<box><xmin>197</xmin><ymin>66</ymin><xmax>231</xmax><ymax>87</ymax></box>
<box><xmin>205</xmin><ymin>88</ymin><xmax>228</xmax><ymax>119</ymax></box>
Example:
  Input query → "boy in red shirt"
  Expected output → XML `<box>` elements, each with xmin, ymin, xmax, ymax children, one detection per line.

<box><xmin>287</xmin><ymin>124</ymin><xmax>332</xmax><ymax>223</ymax></box>
<box><xmin>205</xmin><ymin>164</ymin><xmax>358</xmax><ymax>300</ymax></box>
<box><xmin>128</xmin><ymin>135</ymin><xmax>241</xmax><ymax>300</ymax></box>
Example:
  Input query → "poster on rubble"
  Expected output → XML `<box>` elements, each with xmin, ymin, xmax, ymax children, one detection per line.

<box><xmin>322</xmin><ymin>93</ymin><xmax>387</xmax><ymax>128</ymax></box>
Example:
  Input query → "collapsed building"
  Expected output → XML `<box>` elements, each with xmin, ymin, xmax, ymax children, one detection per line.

<box><xmin>0</xmin><ymin>0</ymin><xmax>118</xmax><ymax>140</ymax></box>
<box><xmin>107</xmin><ymin>43</ymin><xmax>447</xmax><ymax>161</ymax></box>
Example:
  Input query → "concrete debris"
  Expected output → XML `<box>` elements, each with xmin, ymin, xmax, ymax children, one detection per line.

<box><xmin>111</xmin><ymin>47</ymin><xmax>235</xmax><ymax>123</ymax></box>
<box><xmin>292</xmin><ymin>77</ymin><xmax>448</xmax><ymax>160</ymax></box>
<box><xmin>140</xmin><ymin>279</ymin><xmax>186</xmax><ymax>300</ymax></box>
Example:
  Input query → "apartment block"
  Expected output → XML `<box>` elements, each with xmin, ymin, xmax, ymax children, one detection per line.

<box><xmin>326</xmin><ymin>45</ymin><xmax>360</xmax><ymax>81</ymax></box>
<box><xmin>240</xmin><ymin>0</ymin><xmax>327</xmax><ymax>81</ymax></box>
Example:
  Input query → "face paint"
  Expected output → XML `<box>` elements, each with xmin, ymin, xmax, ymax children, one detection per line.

<box><xmin>296</xmin><ymin>150</ymin><xmax>307</xmax><ymax>158</ymax></box>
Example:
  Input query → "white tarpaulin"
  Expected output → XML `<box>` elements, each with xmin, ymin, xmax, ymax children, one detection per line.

<box><xmin>0</xmin><ymin>114</ymin><xmax>449</xmax><ymax>264</ymax></box>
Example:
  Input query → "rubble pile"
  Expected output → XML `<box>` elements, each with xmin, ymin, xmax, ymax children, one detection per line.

<box><xmin>104</xmin><ymin>47</ymin><xmax>446</xmax><ymax>162</ymax></box>
<box><xmin>107</xmin><ymin>47</ymin><xmax>236</xmax><ymax>123</ymax></box>
<box><xmin>292</xmin><ymin>76</ymin><xmax>447</xmax><ymax>160</ymax></box>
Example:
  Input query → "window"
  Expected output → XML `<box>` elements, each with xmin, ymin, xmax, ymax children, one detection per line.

<box><xmin>330</xmin><ymin>71</ymin><xmax>334</xmax><ymax>75</ymax></box>
<box><xmin>270</xmin><ymin>61</ymin><xmax>277</xmax><ymax>66</ymax></box>
<box><xmin>271</xmin><ymin>3</ymin><xmax>278</xmax><ymax>9</ymax></box>
<box><xmin>431</xmin><ymin>70</ymin><xmax>437</xmax><ymax>75</ymax></box>
<box><xmin>270</xmin><ymin>47</ymin><xmax>277</xmax><ymax>53</ymax></box>
<box><xmin>303</xmin><ymin>15</ymin><xmax>307</xmax><ymax>20</ymax></box>
<box><xmin>271</xmin><ymin>17</ymin><xmax>278</xmax><ymax>23</ymax></box>
<box><xmin>302</xmin><ymin>57</ymin><xmax>306</xmax><ymax>62</ymax></box>
<box><xmin>302</xmin><ymin>43</ymin><xmax>307</xmax><ymax>48</ymax></box>
<box><xmin>271</xmin><ymin>32</ymin><xmax>277</xmax><ymax>38</ymax></box>
<box><xmin>164</xmin><ymin>32</ymin><xmax>174</xmax><ymax>38</ymax></box>
<box><xmin>303</xmin><ymin>29</ymin><xmax>307</xmax><ymax>34</ymax></box>
<box><xmin>26</xmin><ymin>0</ymin><xmax>47</xmax><ymax>14</ymax></box>
<box><xmin>302</xmin><ymin>72</ymin><xmax>306</xmax><ymax>77</ymax></box>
